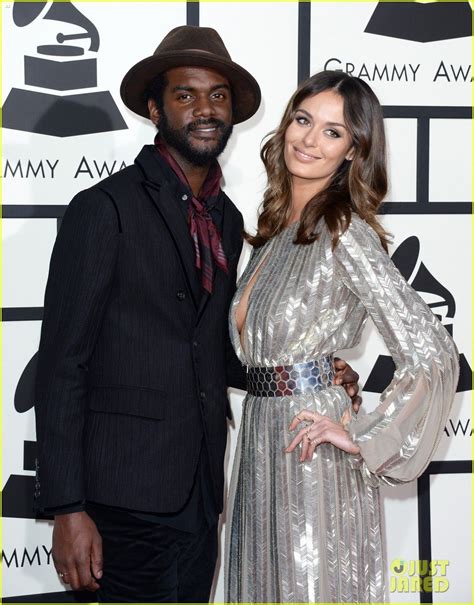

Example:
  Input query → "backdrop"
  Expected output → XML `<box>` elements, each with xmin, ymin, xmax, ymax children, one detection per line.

<box><xmin>2</xmin><ymin>1</ymin><xmax>472</xmax><ymax>602</ymax></box>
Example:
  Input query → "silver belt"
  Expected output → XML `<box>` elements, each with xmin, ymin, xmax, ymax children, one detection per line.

<box><xmin>247</xmin><ymin>356</ymin><xmax>335</xmax><ymax>397</ymax></box>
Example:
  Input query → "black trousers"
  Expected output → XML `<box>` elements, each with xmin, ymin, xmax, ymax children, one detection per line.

<box><xmin>87</xmin><ymin>503</ymin><xmax>218</xmax><ymax>603</ymax></box>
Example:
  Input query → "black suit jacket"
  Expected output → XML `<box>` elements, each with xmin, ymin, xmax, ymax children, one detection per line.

<box><xmin>35</xmin><ymin>145</ymin><xmax>246</xmax><ymax>514</ymax></box>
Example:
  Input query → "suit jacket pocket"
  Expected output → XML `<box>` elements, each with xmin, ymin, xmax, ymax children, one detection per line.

<box><xmin>88</xmin><ymin>385</ymin><xmax>167</xmax><ymax>420</ymax></box>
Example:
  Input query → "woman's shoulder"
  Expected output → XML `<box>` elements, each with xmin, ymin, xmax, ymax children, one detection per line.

<box><xmin>338</xmin><ymin>212</ymin><xmax>387</xmax><ymax>254</ymax></box>
<box><xmin>346</xmin><ymin>212</ymin><xmax>379</xmax><ymax>238</ymax></box>
<box><xmin>345</xmin><ymin>212</ymin><xmax>367</xmax><ymax>233</ymax></box>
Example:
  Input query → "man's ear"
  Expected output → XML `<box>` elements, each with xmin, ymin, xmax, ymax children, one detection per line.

<box><xmin>148</xmin><ymin>99</ymin><xmax>160</xmax><ymax>126</ymax></box>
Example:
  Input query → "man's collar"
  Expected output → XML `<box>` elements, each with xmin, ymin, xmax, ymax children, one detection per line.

<box><xmin>135</xmin><ymin>144</ymin><xmax>224</xmax><ymax>215</ymax></box>
<box><xmin>134</xmin><ymin>144</ymin><xmax>175</xmax><ymax>187</ymax></box>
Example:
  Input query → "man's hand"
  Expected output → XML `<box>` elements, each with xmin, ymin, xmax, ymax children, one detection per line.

<box><xmin>334</xmin><ymin>357</ymin><xmax>362</xmax><ymax>413</ymax></box>
<box><xmin>53</xmin><ymin>511</ymin><xmax>103</xmax><ymax>591</ymax></box>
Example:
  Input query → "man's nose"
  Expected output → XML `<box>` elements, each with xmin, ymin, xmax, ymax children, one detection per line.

<box><xmin>193</xmin><ymin>96</ymin><xmax>215</xmax><ymax>118</ymax></box>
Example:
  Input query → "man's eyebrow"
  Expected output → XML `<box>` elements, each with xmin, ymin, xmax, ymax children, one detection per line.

<box><xmin>210</xmin><ymin>83</ymin><xmax>231</xmax><ymax>92</ymax></box>
<box><xmin>171</xmin><ymin>85</ymin><xmax>193</xmax><ymax>93</ymax></box>
<box><xmin>171</xmin><ymin>84</ymin><xmax>231</xmax><ymax>93</ymax></box>
<box><xmin>294</xmin><ymin>108</ymin><xmax>347</xmax><ymax>129</ymax></box>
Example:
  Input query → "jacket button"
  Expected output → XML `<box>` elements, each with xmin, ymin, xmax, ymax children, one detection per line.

<box><xmin>200</xmin><ymin>391</ymin><xmax>206</xmax><ymax>401</ymax></box>
<box><xmin>176</xmin><ymin>290</ymin><xmax>186</xmax><ymax>301</ymax></box>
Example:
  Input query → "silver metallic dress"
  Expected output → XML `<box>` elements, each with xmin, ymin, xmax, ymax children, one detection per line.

<box><xmin>225</xmin><ymin>215</ymin><xmax>458</xmax><ymax>603</ymax></box>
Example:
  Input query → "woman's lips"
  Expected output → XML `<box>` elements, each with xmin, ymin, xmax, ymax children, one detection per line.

<box><xmin>294</xmin><ymin>146</ymin><xmax>321</xmax><ymax>162</ymax></box>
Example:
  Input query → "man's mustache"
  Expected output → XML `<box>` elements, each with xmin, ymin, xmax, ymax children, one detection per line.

<box><xmin>185</xmin><ymin>118</ymin><xmax>227</xmax><ymax>134</ymax></box>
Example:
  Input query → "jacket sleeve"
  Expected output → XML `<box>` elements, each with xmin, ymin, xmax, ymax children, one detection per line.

<box><xmin>225</xmin><ymin>331</ymin><xmax>247</xmax><ymax>391</ymax></box>
<box><xmin>34</xmin><ymin>189</ymin><xmax>120</xmax><ymax>511</ymax></box>
<box><xmin>334</xmin><ymin>215</ymin><xmax>459</xmax><ymax>487</ymax></box>
<box><xmin>225</xmin><ymin>214</ymin><xmax>247</xmax><ymax>392</ymax></box>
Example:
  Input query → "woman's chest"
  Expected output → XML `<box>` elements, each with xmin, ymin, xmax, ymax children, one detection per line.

<box><xmin>238</xmin><ymin>230</ymin><xmax>338</xmax><ymax>323</ymax></box>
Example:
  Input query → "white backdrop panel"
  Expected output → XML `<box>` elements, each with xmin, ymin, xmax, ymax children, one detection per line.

<box><xmin>3</xmin><ymin>518</ymin><xmax>61</xmax><ymax>598</ymax></box>
<box><xmin>2</xmin><ymin>2</ymin><xmax>187</xmax><ymax>206</ymax></box>
<box><xmin>430</xmin><ymin>473</ymin><xmax>472</xmax><ymax>602</ymax></box>
<box><xmin>384</xmin><ymin>118</ymin><xmax>418</xmax><ymax>203</ymax></box>
<box><xmin>382</xmin><ymin>481</ymin><xmax>420</xmax><ymax>604</ymax></box>
<box><xmin>3</xmin><ymin>321</ymin><xmax>42</xmax><ymax>478</ymax></box>
<box><xmin>3</xmin><ymin>219</ymin><xmax>57</xmax><ymax>308</ymax></box>
<box><xmin>3</xmin><ymin>320</ymin><xmax>43</xmax><ymax>594</ymax></box>
<box><xmin>310</xmin><ymin>2</ymin><xmax>471</xmax><ymax>107</ymax></box>
<box><xmin>430</xmin><ymin>119</ymin><xmax>472</xmax><ymax>202</ymax></box>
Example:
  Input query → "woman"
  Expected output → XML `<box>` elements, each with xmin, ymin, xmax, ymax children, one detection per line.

<box><xmin>224</xmin><ymin>71</ymin><xmax>459</xmax><ymax>602</ymax></box>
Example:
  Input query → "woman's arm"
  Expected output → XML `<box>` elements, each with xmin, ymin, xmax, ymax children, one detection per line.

<box><xmin>331</xmin><ymin>215</ymin><xmax>459</xmax><ymax>486</ymax></box>
<box><xmin>287</xmin><ymin>215</ymin><xmax>458</xmax><ymax>484</ymax></box>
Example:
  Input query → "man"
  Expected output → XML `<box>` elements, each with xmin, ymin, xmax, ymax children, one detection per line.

<box><xmin>35</xmin><ymin>26</ymin><xmax>360</xmax><ymax>602</ymax></box>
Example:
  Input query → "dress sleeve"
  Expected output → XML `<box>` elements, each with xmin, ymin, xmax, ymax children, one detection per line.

<box><xmin>334</xmin><ymin>215</ymin><xmax>459</xmax><ymax>487</ymax></box>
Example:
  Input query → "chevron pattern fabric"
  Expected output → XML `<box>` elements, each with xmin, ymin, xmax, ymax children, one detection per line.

<box><xmin>225</xmin><ymin>214</ymin><xmax>459</xmax><ymax>602</ymax></box>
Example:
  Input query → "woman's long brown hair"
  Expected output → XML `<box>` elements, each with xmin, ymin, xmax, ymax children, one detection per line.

<box><xmin>246</xmin><ymin>71</ymin><xmax>390</xmax><ymax>250</ymax></box>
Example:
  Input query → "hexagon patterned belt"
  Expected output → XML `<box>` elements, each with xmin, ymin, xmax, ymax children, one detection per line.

<box><xmin>246</xmin><ymin>355</ymin><xmax>335</xmax><ymax>397</ymax></box>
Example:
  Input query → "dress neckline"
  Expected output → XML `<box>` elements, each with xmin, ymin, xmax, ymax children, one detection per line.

<box><xmin>282</xmin><ymin>221</ymin><xmax>299</xmax><ymax>232</ymax></box>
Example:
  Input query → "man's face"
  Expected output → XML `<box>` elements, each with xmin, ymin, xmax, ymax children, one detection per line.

<box><xmin>148</xmin><ymin>66</ymin><xmax>233</xmax><ymax>167</ymax></box>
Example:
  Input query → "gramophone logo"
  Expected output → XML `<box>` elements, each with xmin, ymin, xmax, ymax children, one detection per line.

<box><xmin>364</xmin><ymin>237</ymin><xmax>471</xmax><ymax>394</ymax></box>
<box><xmin>365</xmin><ymin>1</ymin><xmax>472</xmax><ymax>43</ymax></box>
<box><xmin>2</xmin><ymin>352</ymin><xmax>44</xmax><ymax>520</ymax></box>
<box><xmin>2</xmin><ymin>0</ymin><xmax>127</xmax><ymax>137</ymax></box>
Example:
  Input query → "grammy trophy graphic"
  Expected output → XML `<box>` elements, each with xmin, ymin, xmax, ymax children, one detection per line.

<box><xmin>2</xmin><ymin>0</ymin><xmax>127</xmax><ymax>137</ymax></box>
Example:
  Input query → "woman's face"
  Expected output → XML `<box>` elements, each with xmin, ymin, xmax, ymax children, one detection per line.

<box><xmin>284</xmin><ymin>90</ymin><xmax>354</xmax><ymax>191</ymax></box>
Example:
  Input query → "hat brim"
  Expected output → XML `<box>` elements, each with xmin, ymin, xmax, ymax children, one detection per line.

<box><xmin>120</xmin><ymin>50</ymin><xmax>261</xmax><ymax>124</ymax></box>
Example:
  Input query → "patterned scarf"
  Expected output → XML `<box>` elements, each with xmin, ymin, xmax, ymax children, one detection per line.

<box><xmin>155</xmin><ymin>135</ymin><xmax>228</xmax><ymax>294</ymax></box>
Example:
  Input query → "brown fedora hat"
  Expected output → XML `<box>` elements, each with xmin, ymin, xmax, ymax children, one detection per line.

<box><xmin>120</xmin><ymin>25</ymin><xmax>261</xmax><ymax>124</ymax></box>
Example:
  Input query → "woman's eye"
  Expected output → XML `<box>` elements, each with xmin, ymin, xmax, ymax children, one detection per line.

<box><xmin>326</xmin><ymin>129</ymin><xmax>341</xmax><ymax>138</ymax></box>
<box><xmin>295</xmin><ymin>115</ymin><xmax>310</xmax><ymax>126</ymax></box>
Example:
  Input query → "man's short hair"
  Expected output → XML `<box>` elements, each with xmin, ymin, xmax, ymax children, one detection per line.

<box><xmin>144</xmin><ymin>72</ymin><xmax>169</xmax><ymax>112</ymax></box>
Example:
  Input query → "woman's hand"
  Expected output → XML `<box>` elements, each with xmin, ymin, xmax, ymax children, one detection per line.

<box><xmin>285</xmin><ymin>408</ymin><xmax>360</xmax><ymax>462</ymax></box>
<box><xmin>334</xmin><ymin>357</ymin><xmax>362</xmax><ymax>413</ymax></box>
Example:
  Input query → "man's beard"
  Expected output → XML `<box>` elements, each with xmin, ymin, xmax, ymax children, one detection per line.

<box><xmin>158</xmin><ymin>113</ymin><xmax>233</xmax><ymax>167</ymax></box>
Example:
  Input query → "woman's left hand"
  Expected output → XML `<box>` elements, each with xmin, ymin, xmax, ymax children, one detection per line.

<box><xmin>285</xmin><ymin>409</ymin><xmax>360</xmax><ymax>462</ymax></box>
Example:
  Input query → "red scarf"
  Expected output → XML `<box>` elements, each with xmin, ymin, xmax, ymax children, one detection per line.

<box><xmin>155</xmin><ymin>136</ymin><xmax>228</xmax><ymax>294</ymax></box>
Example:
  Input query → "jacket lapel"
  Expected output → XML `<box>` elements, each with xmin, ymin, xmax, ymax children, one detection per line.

<box><xmin>219</xmin><ymin>191</ymin><xmax>236</xmax><ymax>263</ymax></box>
<box><xmin>144</xmin><ymin>181</ymin><xmax>202</xmax><ymax>310</ymax></box>
<box><xmin>136</xmin><ymin>147</ymin><xmax>201</xmax><ymax>309</ymax></box>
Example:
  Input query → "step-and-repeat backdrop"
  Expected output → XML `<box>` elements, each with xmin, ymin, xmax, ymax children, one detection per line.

<box><xmin>2</xmin><ymin>1</ymin><xmax>472</xmax><ymax>602</ymax></box>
